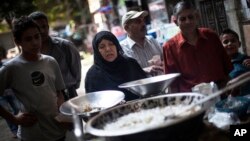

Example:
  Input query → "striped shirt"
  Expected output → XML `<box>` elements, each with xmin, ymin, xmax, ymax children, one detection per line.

<box><xmin>120</xmin><ymin>36</ymin><xmax>163</xmax><ymax>68</ymax></box>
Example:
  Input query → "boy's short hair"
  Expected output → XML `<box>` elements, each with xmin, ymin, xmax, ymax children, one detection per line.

<box><xmin>220</xmin><ymin>28</ymin><xmax>240</xmax><ymax>41</ymax></box>
<box><xmin>12</xmin><ymin>16</ymin><xmax>40</xmax><ymax>42</ymax></box>
<box><xmin>28</xmin><ymin>11</ymin><xmax>48</xmax><ymax>22</ymax></box>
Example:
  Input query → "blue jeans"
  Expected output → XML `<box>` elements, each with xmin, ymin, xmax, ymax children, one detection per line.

<box><xmin>0</xmin><ymin>90</ymin><xmax>20</xmax><ymax>134</ymax></box>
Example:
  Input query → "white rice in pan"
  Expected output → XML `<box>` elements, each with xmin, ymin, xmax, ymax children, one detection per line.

<box><xmin>104</xmin><ymin>105</ymin><xmax>200</xmax><ymax>131</ymax></box>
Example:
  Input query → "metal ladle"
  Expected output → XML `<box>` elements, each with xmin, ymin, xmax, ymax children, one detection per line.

<box><xmin>72</xmin><ymin>108</ymin><xmax>84</xmax><ymax>141</ymax></box>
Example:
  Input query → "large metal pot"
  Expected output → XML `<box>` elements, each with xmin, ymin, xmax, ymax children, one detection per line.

<box><xmin>118</xmin><ymin>73</ymin><xmax>180</xmax><ymax>98</ymax></box>
<box><xmin>86</xmin><ymin>93</ymin><xmax>208</xmax><ymax>141</ymax></box>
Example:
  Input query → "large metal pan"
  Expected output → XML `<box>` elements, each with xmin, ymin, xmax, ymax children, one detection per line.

<box><xmin>118</xmin><ymin>73</ymin><xmax>180</xmax><ymax>97</ymax></box>
<box><xmin>59</xmin><ymin>90</ymin><xmax>125</xmax><ymax>117</ymax></box>
<box><xmin>86</xmin><ymin>93</ymin><xmax>207</xmax><ymax>141</ymax></box>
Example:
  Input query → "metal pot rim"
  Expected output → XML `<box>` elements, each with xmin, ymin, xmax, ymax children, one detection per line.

<box><xmin>86</xmin><ymin>93</ymin><xmax>206</xmax><ymax>137</ymax></box>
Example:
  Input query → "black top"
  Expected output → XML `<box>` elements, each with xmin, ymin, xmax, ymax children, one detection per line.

<box><xmin>85</xmin><ymin>31</ymin><xmax>147</xmax><ymax>101</ymax></box>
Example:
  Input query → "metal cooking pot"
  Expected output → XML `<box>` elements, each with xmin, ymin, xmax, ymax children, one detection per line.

<box><xmin>86</xmin><ymin>93</ymin><xmax>208</xmax><ymax>141</ymax></box>
<box><xmin>118</xmin><ymin>73</ymin><xmax>180</xmax><ymax>97</ymax></box>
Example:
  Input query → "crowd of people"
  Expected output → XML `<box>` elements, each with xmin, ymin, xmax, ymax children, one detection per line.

<box><xmin>0</xmin><ymin>1</ymin><xmax>250</xmax><ymax>141</ymax></box>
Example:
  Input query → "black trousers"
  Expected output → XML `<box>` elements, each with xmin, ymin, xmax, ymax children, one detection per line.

<box><xmin>21</xmin><ymin>136</ymin><xmax>65</xmax><ymax>141</ymax></box>
<box><xmin>56</xmin><ymin>136</ymin><xmax>66</xmax><ymax>141</ymax></box>
<box><xmin>63</xmin><ymin>87</ymin><xmax>78</xmax><ymax>101</ymax></box>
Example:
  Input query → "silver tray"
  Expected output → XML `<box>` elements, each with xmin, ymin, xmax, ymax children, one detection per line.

<box><xmin>59</xmin><ymin>90</ymin><xmax>125</xmax><ymax>117</ymax></box>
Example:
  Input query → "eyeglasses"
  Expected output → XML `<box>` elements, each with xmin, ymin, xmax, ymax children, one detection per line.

<box><xmin>179</xmin><ymin>14</ymin><xmax>195</xmax><ymax>22</ymax></box>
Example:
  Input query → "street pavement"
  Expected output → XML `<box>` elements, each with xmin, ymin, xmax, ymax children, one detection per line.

<box><xmin>77</xmin><ymin>53</ymin><xmax>93</xmax><ymax>96</ymax></box>
<box><xmin>0</xmin><ymin>117</ymin><xmax>18</xmax><ymax>141</ymax></box>
<box><xmin>0</xmin><ymin>119</ymin><xmax>78</xmax><ymax>141</ymax></box>
<box><xmin>0</xmin><ymin>54</ymin><xmax>93</xmax><ymax>141</ymax></box>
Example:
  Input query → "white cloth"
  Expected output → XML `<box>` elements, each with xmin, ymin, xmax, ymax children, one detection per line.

<box><xmin>0</xmin><ymin>55</ymin><xmax>66</xmax><ymax>141</ymax></box>
<box><xmin>120</xmin><ymin>36</ymin><xmax>163</xmax><ymax>68</ymax></box>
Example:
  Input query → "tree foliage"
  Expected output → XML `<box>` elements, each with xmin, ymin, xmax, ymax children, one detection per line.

<box><xmin>0</xmin><ymin>0</ymin><xmax>91</xmax><ymax>31</ymax></box>
<box><xmin>34</xmin><ymin>0</ymin><xmax>91</xmax><ymax>26</ymax></box>
<box><xmin>0</xmin><ymin>0</ymin><xmax>37</xmax><ymax>29</ymax></box>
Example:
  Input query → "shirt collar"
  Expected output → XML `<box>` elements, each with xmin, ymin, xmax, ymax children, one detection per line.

<box><xmin>177</xmin><ymin>28</ymin><xmax>208</xmax><ymax>48</ymax></box>
<box><xmin>126</xmin><ymin>36</ymin><xmax>137</xmax><ymax>49</ymax></box>
<box><xmin>176</xmin><ymin>33</ymin><xmax>185</xmax><ymax>47</ymax></box>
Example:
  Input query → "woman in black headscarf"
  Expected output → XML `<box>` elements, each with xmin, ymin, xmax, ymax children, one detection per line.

<box><xmin>85</xmin><ymin>31</ymin><xmax>147</xmax><ymax>101</ymax></box>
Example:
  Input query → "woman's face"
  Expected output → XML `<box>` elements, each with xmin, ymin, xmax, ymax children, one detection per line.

<box><xmin>98</xmin><ymin>39</ymin><xmax>118</xmax><ymax>62</ymax></box>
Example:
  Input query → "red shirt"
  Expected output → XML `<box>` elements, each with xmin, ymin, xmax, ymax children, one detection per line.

<box><xmin>163</xmin><ymin>28</ymin><xmax>233</xmax><ymax>92</ymax></box>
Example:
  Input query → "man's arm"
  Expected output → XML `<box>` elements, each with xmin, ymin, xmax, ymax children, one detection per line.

<box><xmin>0</xmin><ymin>105</ymin><xmax>37</xmax><ymax>126</ymax></box>
<box><xmin>0</xmin><ymin>62</ymin><xmax>37</xmax><ymax>126</ymax></box>
<box><xmin>0</xmin><ymin>105</ymin><xmax>17</xmax><ymax>123</ymax></box>
<box><xmin>57</xmin><ymin>90</ymin><xmax>65</xmax><ymax>109</ymax></box>
<box><xmin>163</xmin><ymin>41</ymin><xmax>180</xmax><ymax>92</ymax></box>
<box><xmin>67</xmin><ymin>41</ymin><xmax>82</xmax><ymax>88</ymax></box>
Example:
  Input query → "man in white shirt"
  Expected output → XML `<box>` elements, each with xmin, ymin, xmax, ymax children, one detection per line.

<box><xmin>120</xmin><ymin>10</ymin><xmax>164</xmax><ymax>76</ymax></box>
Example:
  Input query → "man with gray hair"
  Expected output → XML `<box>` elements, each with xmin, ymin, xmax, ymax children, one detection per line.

<box><xmin>120</xmin><ymin>10</ymin><xmax>163</xmax><ymax>76</ymax></box>
<box><xmin>163</xmin><ymin>1</ymin><xmax>232</xmax><ymax>92</ymax></box>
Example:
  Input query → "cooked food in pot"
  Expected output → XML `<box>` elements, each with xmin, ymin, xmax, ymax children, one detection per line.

<box><xmin>82</xmin><ymin>104</ymin><xmax>92</xmax><ymax>112</ymax></box>
<box><xmin>82</xmin><ymin>104</ymin><xmax>104</xmax><ymax>113</ymax></box>
<box><xmin>104</xmin><ymin>105</ymin><xmax>201</xmax><ymax>131</ymax></box>
<box><xmin>60</xmin><ymin>90</ymin><xmax>125</xmax><ymax>116</ymax></box>
<box><xmin>86</xmin><ymin>93</ymin><xmax>206</xmax><ymax>141</ymax></box>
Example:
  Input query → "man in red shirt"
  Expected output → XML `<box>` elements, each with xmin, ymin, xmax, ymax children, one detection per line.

<box><xmin>163</xmin><ymin>1</ymin><xmax>233</xmax><ymax>92</ymax></box>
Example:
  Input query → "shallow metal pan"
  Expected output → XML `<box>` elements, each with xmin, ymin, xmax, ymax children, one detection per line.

<box><xmin>59</xmin><ymin>90</ymin><xmax>125</xmax><ymax>117</ymax></box>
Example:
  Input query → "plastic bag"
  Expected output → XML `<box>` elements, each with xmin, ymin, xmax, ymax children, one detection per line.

<box><xmin>208</xmin><ymin>111</ymin><xmax>240</xmax><ymax>130</ymax></box>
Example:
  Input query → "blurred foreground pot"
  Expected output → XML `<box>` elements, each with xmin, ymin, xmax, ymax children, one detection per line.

<box><xmin>86</xmin><ymin>93</ymin><xmax>208</xmax><ymax>141</ymax></box>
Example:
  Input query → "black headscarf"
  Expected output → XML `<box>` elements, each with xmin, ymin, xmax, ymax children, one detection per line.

<box><xmin>92</xmin><ymin>31</ymin><xmax>126</xmax><ymax>77</ymax></box>
<box><xmin>85</xmin><ymin>31</ymin><xmax>147</xmax><ymax>101</ymax></box>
